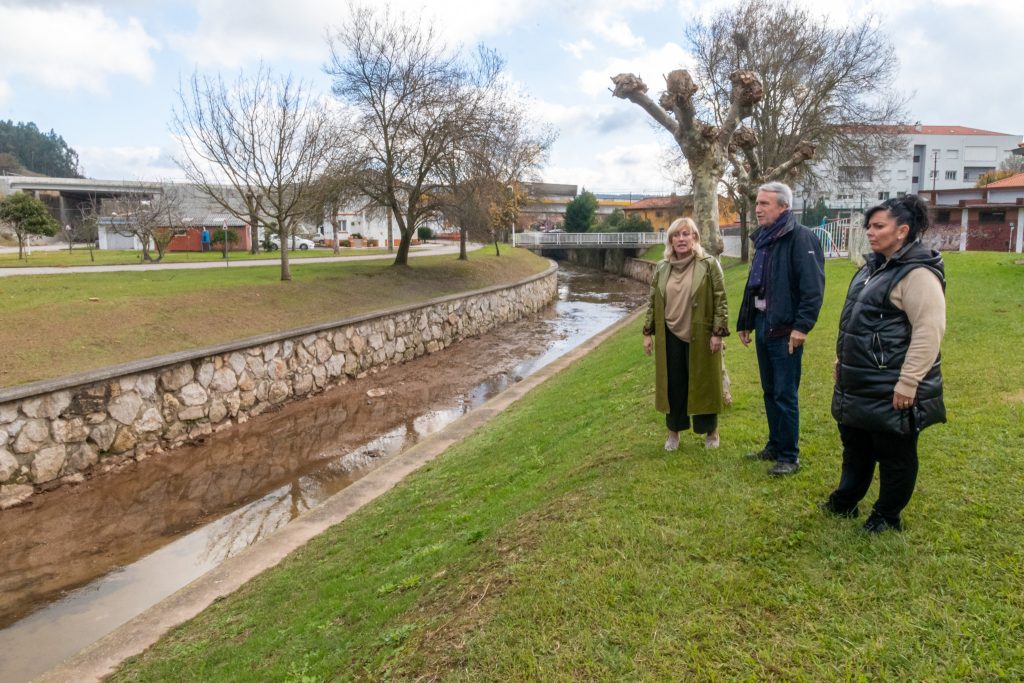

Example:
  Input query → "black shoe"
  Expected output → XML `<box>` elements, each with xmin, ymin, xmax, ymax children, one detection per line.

<box><xmin>862</xmin><ymin>513</ymin><xmax>902</xmax><ymax>534</ymax></box>
<box><xmin>745</xmin><ymin>448</ymin><xmax>778</xmax><ymax>461</ymax></box>
<box><xmin>817</xmin><ymin>500</ymin><xmax>859</xmax><ymax>518</ymax></box>
<box><xmin>768</xmin><ymin>461</ymin><xmax>800</xmax><ymax>476</ymax></box>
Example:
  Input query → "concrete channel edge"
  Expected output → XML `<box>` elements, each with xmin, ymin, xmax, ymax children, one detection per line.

<box><xmin>34</xmin><ymin>305</ymin><xmax>646</xmax><ymax>683</ymax></box>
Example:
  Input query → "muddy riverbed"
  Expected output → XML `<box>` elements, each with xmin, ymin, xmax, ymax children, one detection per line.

<box><xmin>0</xmin><ymin>264</ymin><xmax>648</xmax><ymax>682</ymax></box>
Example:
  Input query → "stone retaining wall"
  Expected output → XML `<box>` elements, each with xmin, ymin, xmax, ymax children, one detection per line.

<box><xmin>623</xmin><ymin>257</ymin><xmax>656</xmax><ymax>285</ymax></box>
<box><xmin>0</xmin><ymin>265</ymin><xmax>558</xmax><ymax>509</ymax></box>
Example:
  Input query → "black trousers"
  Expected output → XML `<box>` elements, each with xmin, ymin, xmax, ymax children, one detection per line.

<box><xmin>828</xmin><ymin>424</ymin><xmax>920</xmax><ymax>523</ymax></box>
<box><xmin>664</xmin><ymin>326</ymin><xmax>717</xmax><ymax>434</ymax></box>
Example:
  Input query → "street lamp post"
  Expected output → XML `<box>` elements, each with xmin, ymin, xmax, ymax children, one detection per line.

<box><xmin>507</xmin><ymin>184</ymin><xmax>516</xmax><ymax>248</ymax></box>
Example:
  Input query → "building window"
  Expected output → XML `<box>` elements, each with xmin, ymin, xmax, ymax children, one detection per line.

<box><xmin>897</xmin><ymin>192</ymin><xmax>907</xmax><ymax>197</ymax></box>
<box><xmin>655</xmin><ymin>210</ymin><xmax>663</xmax><ymax>218</ymax></box>
<box><xmin>912</xmin><ymin>176</ymin><xmax>919</xmax><ymax>184</ymax></box>
<box><xmin>929</xmin><ymin>170</ymin><xmax>938</xmax><ymax>178</ymax></box>
<box><xmin>936</xmin><ymin>210</ymin><xmax>951</xmax><ymax>223</ymax></box>
<box><xmin>979</xmin><ymin>210</ymin><xmax>1005</xmax><ymax>224</ymax></box>
<box><xmin>945</xmin><ymin>170</ymin><xmax>957</xmax><ymax>180</ymax></box>
<box><xmin>838</xmin><ymin>166</ymin><xmax>872</xmax><ymax>183</ymax></box>
<box><xmin>946</xmin><ymin>149</ymin><xmax>959</xmax><ymax>160</ymax></box>
<box><xmin>913</xmin><ymin>155</ymin><xmax>920</xmax><ymax>163</ymax></box>
<box><xmin>964</xmin><ymin>167</ymin><xmax>994</xmax><ymax>182</ymax></box>
<box><xmin>877</xmin><ymin>191</ymin><xmax>890</xmax><ymax>200</ymax></box>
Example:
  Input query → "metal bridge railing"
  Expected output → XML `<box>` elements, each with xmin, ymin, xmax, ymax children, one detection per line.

<box><xmin>516</xmin><ymin>232</ymin><xmax>664</xmax><ymax>248</ymax></box>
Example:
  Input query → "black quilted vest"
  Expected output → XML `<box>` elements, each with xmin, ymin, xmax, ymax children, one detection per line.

<box><xmin>831</xmin><ymin>241</ymin><xmax>946</xmax><ymax>434</ymax></box>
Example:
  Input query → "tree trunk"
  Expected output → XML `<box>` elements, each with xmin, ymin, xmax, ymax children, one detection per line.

<box><xmin>249</xmin><ymin>206</ymin><xmax>259</xmax><ymax>255</ymax></box>
<box><xmin>692</xmin><ymin>168</ymin><xmax>723</xmax><ymax>257</ymax></box>
<box><xmin>393</xmin><ymin>230</ymin><xmax>412</xmax><ymax>266</ymax></box>
<box><xmin>387</xmin><ymin>208</ymin><xmax>394</xmax><ymax>254</ymax></box>
<box><xmin>17</xmin><ymin>233</ymin><xmax>24</xmax><ymax>260</ymax></box>
<box><xmin>278</xmin><ymin>225</ymin><xmax>291</xmax><ymax>280</ymax></box>
<box><xmin>738</xmin><ymin>197</ymin><xmax>750</xmax><ymax>263</ymax></box>
<box><xmin>493</xmin><ymin>235</ymin><xmax>500</xmax><ymax>256</ymax></box>
<box><xmin>459</xmin><ymin>226</ymin><xmax>467</xmax><ymax>260</ymax></box>
<box><xmin>331</xmin><ymin>217</ymin><xmax>340</xmax><ymax>256</ymax></box>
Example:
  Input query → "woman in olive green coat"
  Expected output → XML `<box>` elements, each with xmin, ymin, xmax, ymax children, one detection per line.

<box><xmin>643</xmin><ymin>218</ymin><xmax>730</xmax><ymax>450</ymax></box>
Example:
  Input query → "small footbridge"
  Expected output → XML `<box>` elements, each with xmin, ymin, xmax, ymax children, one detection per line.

<box><xmin>516</xmin><ymin>232</ymin><xmax>664</xmax><ymax>250</ymax></box>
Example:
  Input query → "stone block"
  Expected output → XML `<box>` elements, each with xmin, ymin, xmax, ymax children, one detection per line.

<box><xmin>160</xmin><ymin>364</ymin><xmax>194</xmax><ymax>392</ymax></box>
<box><xmin>109</xmin><ymin>391</ymin><xmax>143</xmax><ymax>425</ymax></box>
<box><xmin>179</xmin><ymin>382</ymin><xmax>209</xmax><ymax>407</ymax></box>
<box><xmin>13</xmin><ymin>419</ymin><xmax>50</xmax><ymax>454</ymax></box>
<box><xmin>0</xmin><ymin>448</ymin><xmax>18</xmax><ymax>481</ymax></box>
<box><xmin>21</xmin><ymin>391</ymin><xmax>72</xmax><ymax>419</ymax></box>
<box><xmin>268</xmin><ymin>381</ymin><xmax>290</xmax><ymax>404</ymax></box>
<box><xmin>211</xmin><ymin>368</ymin><xmax>238</xmax><ymax>393</ymax></box>
<box><xmin>196</xmin><ymin>361</ymin><xmax>215</xmax><ymax>388</ymax></box>
<box><xmin>229</xmin><ymin>352</ymin><xmax>247</xmax><ymax>375</ymax></box>
<box><xmin>293</xmin><ymin>374</ymin><xmax>314</xmax><ymax>395</ymax></box>
<box><xmin>0</xmin><ymin>403</ymin><xmax>18</xmax><ymax>423</ymax></box>
<box><xmin>136</xmin><ymin>374</ymin><xmax>157</xmax><ymax>398</ymax></box>
<box><xmin>89</xmin><ymin>422</ymin><xmax>117</xmax><ymax>451</ymax></box>
<box><xmin>178</xmin><ymin>405</ymin><xmax>207</xmax><ymax>421</ymax></box>
<box><xmin>314</xmin><ymin>338</ymin><xmax>333</xmax><ymax>363</ymax></box>
<box><xmin>136</xmin><ymin>407</ymin><xmax>164</xmax><ymax>433</ymax></box>
<box><xmin>209</xmin><ymin>399</ymin><xmax>228</xmax><ymax>424</ymax></box>
<box><xmin>262</xmin><ymin>342</ymin><xmax>281</xmax><ymax>362</ymax></box>
<box><xmin>109</xmin><ymin>427</ymin><xmax>138</xmax><ymax>454</ymax></box>
<box><xmin>67</xmin><ymin>443</ymin><xmax>99</xmax><ymax>472</ymax></box>
<box><xmin>237</xmin><ymin>372</ymin><xmax>255</xmax><ymax>392</ymax></box>
<box><xmin>1</xmin><ymin>484</ymin><xmax>33</xmax><ymax>510</ymax></box>
<box><xmin>31</xmin><ymin>444</ymin><xmax>67</xmax><ymax>483</ymax></box>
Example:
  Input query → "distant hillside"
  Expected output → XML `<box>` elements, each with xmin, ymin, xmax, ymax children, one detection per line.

<box><xmin>0</xmin><ymin>120</ymin><xmax>83</xmax><ymax>178</ymax></box>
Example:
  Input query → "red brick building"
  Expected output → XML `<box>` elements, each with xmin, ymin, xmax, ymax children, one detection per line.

<box><xmin>924</xmin><ymin>173</ymin><xmax>1024</xmax><ymax>252</ymax></box>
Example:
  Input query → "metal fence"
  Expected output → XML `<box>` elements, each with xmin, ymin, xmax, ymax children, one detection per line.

<box><xmin>516</xmin><ymin>232</ymin><xmax>664</xmax><ymax>249</ymax></box>
<box><xmin>810</xmin><ymin>218</ymin><xmax>852</xmax><ymax>258</ymax></box>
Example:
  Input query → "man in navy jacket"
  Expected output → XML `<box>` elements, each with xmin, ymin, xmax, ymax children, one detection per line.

<box><xmin>737</xmin><ymin>182</ymin><xmax>825</xmax><ymax>475</ymax></box>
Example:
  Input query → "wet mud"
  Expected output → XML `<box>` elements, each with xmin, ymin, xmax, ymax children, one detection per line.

<box><xmin>0</xmin><ymin>265</ymin><xmax>647</xmax><ymax>682</ymax></box>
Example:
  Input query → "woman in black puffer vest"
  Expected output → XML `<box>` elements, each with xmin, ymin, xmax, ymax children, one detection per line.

<box><xmin>822</xmin><ymin>195</ymin><xmax>946</xmax><ymax>533</ymax></box>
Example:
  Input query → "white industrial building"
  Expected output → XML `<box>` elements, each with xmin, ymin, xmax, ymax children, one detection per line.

<box><xmin>794</xmin><ymin>125</ymin><xmax>1023</xmax><ymax>212</ymax></box>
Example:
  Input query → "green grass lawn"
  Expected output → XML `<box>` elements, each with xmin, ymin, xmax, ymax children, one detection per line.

<box><xmin>0</xmin><ymin>248</ymin><xmax>548</xmax><ymax>387</ymax></box>
<box><xmin>108</xmin><ymin>252</ymin><xmax>1024</xmax><ymax>681</ymax></box>
<box><xmin>0</xmin><ymin>246</ymin><xmax>399</xmax><ymax>268</ymax></box>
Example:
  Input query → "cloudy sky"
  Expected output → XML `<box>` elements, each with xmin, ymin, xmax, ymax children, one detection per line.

<box><xmin>1</xmin><ymin>0</ymin><xmax>1022</xmax><ymax>193</ymax></box>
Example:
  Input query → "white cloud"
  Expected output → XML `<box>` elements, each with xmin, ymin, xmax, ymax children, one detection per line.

<box><xmin>78</xmin><ymin>145</ymin><xmax>185</xmax><ymax>181</ymax></box>
<box><xmin>545</xmin><ymin>143</ymin><xmax>682</xmax><ymax>193</ymax></box>
<box><xmin>171</xmin><ymin>0</ymin><xmax>544</xmax><ymax>67</ymax></box>
<box><xmin>0</xmin><ymin>5</ymin><xmax>159</xmax><ymax>94</ymax></box>
<box><xmin>560</xmin><ymin>39</ymin><xmax>595</xmax><ymax>59</ymax></box>
<box><xmin>586</xmin><ymin>10</ymin><xmax>646</xmax><ymax>49</ymax></box>
<box><xmin>578</xmin><ymin>42</ymin><xmax>693</xmax><ymax>97</ymax></box>
<box><xmin>0</xmin><ymin>81</ymin><xmax>11</xmax><ymax>108</ymax></box>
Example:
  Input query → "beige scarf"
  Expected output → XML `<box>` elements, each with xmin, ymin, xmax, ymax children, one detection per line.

<box><xmin>664</xmin><ymin>253</ymin><xmax>696</xmax><ymax>341</ymax></box>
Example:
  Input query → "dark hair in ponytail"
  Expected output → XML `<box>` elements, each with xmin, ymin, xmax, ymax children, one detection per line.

<box><xmin>863</xmin><ymin>194</ymin><xmax>931</xmax><ymax>240</ymax></box>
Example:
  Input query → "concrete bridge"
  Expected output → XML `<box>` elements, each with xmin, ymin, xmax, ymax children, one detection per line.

<box><xmin>516</xmin><ymin>232</ymin><xmax>663</xmax><ymax>250</ymax></box>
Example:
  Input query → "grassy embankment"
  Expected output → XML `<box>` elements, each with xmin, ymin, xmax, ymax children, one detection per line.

<box><xmin>0</xmin><ymin>246</ymin><xmax>399</xmax><ymax>268</ymax></box>
<box><xmin>111</xmin><ymin>252</ymin><xmax>1024</xmax><ymax>681</ymax></box>
<box><xmin>0</xmin><ymin>248</ymin><xmax>548</xmax><ymax>388</ymax></box>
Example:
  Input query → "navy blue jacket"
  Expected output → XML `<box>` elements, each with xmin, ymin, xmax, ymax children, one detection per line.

<box><xmin>737</xmin><ymin>213</ymin><xmax>825</xmax><ymax>337</ymax></box>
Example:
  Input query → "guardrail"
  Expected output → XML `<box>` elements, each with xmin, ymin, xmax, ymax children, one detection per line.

<box><xmin>517</xmin><ymin>232</ymin><xmax>664</xmax><ymax>249</ymax></box>
<box><xmin>811</xmin><ymin>218</ymin><xmax>852</xmax><ymax>258</ymax></box>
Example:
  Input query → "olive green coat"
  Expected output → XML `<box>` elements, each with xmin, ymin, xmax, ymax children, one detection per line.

<box><xmin>643</xmin><ymin>255</ymin><xmax>730</xmax><ymax>415</ymax></box>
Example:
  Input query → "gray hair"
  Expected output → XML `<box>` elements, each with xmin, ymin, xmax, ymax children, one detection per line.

<box><xmin>758</xmin><ymin>182</ymin><xmax>793</xmax><ymax>208</ymax></box>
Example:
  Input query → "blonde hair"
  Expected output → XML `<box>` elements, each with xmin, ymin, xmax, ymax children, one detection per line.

<box><xmin>664</xmin><ymin>217</ymin><xmax>705</xmax><ymax>258</ymax></box>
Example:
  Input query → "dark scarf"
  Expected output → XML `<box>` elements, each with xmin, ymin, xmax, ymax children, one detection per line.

<box><xmin>747</xmin><ymin>211</ymin><xmax>790</xmax><ymax>292</ymax></box>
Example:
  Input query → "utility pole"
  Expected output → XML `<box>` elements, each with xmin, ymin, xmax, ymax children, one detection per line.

<box><xmin>931</xmin><ymin>149</ymin><xmax>940</xmax><ymax>198</ymax></box>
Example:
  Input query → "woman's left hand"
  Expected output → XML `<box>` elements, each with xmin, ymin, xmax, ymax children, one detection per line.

<box><xmin>709</xmin><ymin>335</ymin><xmax>723</xmax><ymax>353</ymax></box>
<box><xmin>892</xmin><ymin>390</ymin><xmax>915</xmax><ymax>410</ymax></box>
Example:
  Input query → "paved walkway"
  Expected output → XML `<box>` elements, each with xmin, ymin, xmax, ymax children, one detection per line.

<box><xmin>0</xmin><ymin>242</ymin><xmax>468</xmax><ymax>277</ymax></box>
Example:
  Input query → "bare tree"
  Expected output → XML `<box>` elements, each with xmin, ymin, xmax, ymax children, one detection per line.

<box><xmin>687</xmin><ymin>0</ymin><xmax>908</xmax><ymax>256</ymax></box>
<box><xmin>172</xmin><ymin>64</ymin><xmax>335</xmax><ymax>280</ymax></box>
<box><xmin>438</xmin><ymin>89</ymin><xmax>554</xmax><ymax>260</ymax></box>
<box><xmin>100</xmin><ymin>185</ymin><xmax>184</xmax><ymax>263</ymax></box>
<box><xmin>612</xmin><ymin>69</ymin><xmax>763</xmax><ymax>255</ymax></box>
<box><xmin>325</xmin><ymin>5</ymin><xmax>505</xmax><ymax>266</ymax></box>
<box><xmin>301</xmin><ymin>164</ymin><xmax>365</xmax><ymax>255</ymax></box>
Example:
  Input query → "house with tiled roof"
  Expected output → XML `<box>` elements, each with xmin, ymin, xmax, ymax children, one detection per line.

<box><xmin>921</xmin><ymin>172</ymin><xmax>1024</xmax><ymax>252</ymax></box>
<box><xmin>794</xmin><ymin>124</ymin><xmax>1022</xmax><ymax>215</ymax></box>
<box><xmin>622</xmin><ymin>193</ymin><xmax>737</xmax><ymax>231</ymax></box>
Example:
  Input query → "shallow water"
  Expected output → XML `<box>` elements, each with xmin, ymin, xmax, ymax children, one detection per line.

<box><xmin>0</xmin><ymin>264</ymin><xmax>648</xmax><ymax>682</ymax></box>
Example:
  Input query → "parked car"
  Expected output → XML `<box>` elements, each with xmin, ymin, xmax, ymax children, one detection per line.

<box><xmin>268</xmin><ymin>234</ymin><xmax>315</xmax><ymax>250</ymax></box>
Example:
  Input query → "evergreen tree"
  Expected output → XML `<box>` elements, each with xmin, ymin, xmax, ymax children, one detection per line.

<box><xmin>0</xmin><ymin>120</ymin><xmax>83</xmax><ymax>177</ymax></box>
<box><xmin>563</xmin><ymin>190</ymin><xmax>598</xmax><ymax>233</ymax></box>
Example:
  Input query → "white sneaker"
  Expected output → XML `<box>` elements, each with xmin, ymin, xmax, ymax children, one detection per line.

<box><xmin>664</xmin><ymin>433</ymin><xmax>680</xmax><ymax>451</ymax></box>
<box><xmin>705</xmin><ymin>432</ymin><xmax>720</xmax><ymax>449</ymax></box>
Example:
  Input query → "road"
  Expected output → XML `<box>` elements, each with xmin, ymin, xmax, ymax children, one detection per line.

<box><xmin>0</xmin><ymin>242</ymin><xmax>469</xmax><ymax>277</ymax></box>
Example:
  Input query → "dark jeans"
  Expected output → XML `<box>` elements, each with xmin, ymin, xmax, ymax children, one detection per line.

<box><xmin>664</xmin><ymin>326</ymin><xmax>718</xmax><ymax>434</ymax></box>
<box><xmin>754</xmin><ymin>311</ymin><xmax>802</xmax><ymax>463</ymax></box>
<box><xmin>828</xmin><ymin>424</ymin><xmax>920</xmax><ymax>524</ymax></box>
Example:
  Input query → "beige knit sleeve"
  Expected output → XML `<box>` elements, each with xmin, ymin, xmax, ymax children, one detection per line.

<box><xmin>889</xmin><ymin>268</ymin><xmax>946</xmax><ymax>396</ymax></box>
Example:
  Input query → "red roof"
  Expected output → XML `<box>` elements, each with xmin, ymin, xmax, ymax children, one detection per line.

<box><xmin>983</xmin><ymin>172</ymin><xmax>1024</xmax><ymax>189</ymax></box>
<box><xmin>625</xmin><ymin>195</ymin><xmax>692</xmax><ymax>210</ymax></box>
<box><xmin>915</xmin><ymin>125</ymin><xmax>1015</xmax><ymax>136</ymax></box>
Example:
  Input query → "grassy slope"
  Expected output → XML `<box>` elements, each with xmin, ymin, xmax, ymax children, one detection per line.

<box><xmin>0</xmin><ymin>247</ymin><xmax>399</xmax><ymax>267</ymax></box>
<box><xmin>0</xmin><ymin>248</ymin><xmax>547</xmax><ymax>387</ymax></box>
<box><xmin>112</xmin><ymin>253</ymin><xmax>1024</xmax><ymax>681</ymax></box>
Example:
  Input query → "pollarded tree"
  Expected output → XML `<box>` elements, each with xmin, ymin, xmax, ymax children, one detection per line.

<box><xmin>687</xmin><ymin>0</ymin><xmax>907</xmax><ymax>255</ymax></box>
<box><xmin>612</xmin><ymin>70</ymin><xmax>763</xmax><ymax>255</ymax></box>
<box><xmin>325</xmin><ymin>5</ymin><xmax>505</xmax><ymax>267</ymax></box>
<box><xmin>0</xmin><ymin>191</ymin><xmax>58</xmax><ymax>259</ymax></box>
